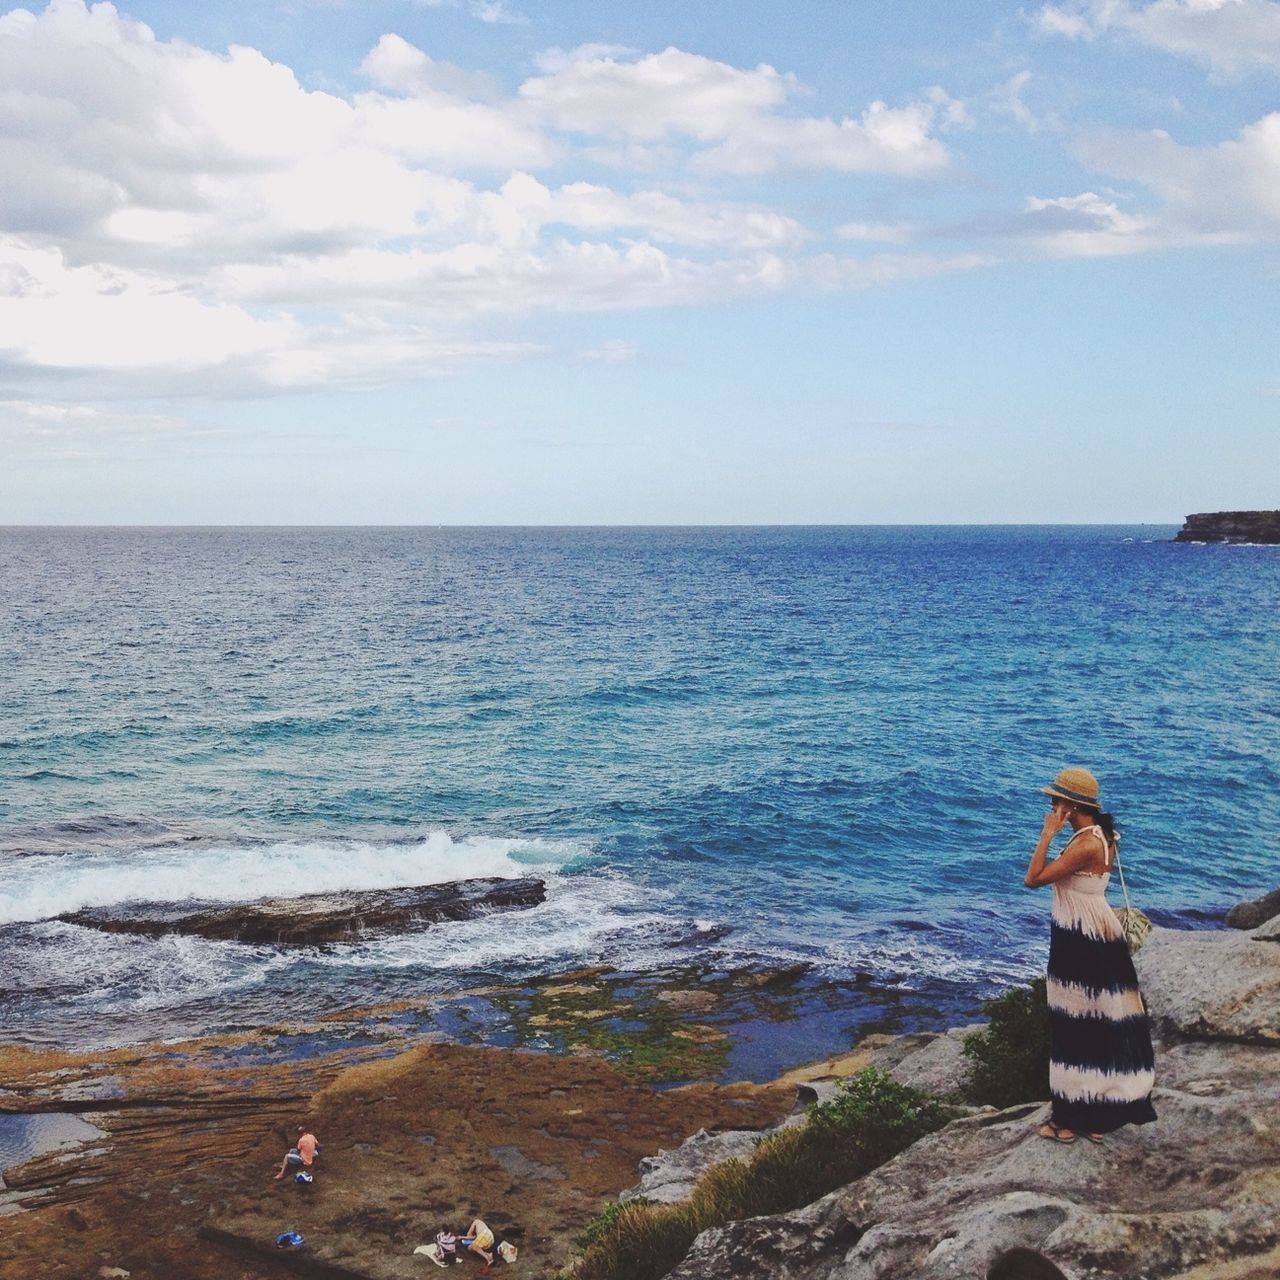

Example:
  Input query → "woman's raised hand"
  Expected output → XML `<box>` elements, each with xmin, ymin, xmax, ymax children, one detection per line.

<box><xmin>1041</xmin><ymin>805</ymin><xmax>1071</xmax><ymax>839</ymax></box>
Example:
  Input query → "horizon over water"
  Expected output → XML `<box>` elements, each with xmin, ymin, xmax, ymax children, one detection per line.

<box><xmin>1</xmin><ymin>525</ymin><xmax>1276</xmax><ymax>1069</ymax></box>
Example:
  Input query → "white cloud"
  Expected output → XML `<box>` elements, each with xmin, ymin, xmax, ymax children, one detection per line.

<box><xmin>993</xmin><ymin>70</ymin><xmax>1042</xmax><ymax>131</ymax></box>
<box><xmin>411</xmin><ymin>0</ymin><xmax>528</xmax><ymax>25</ymax></box>
<box><xmin>1037</xmin><ymin>0</ymin><xmax>1280</xmax><ymax>76</ymax></box>
<box><xmin>1075</xmin><ymin>113</ymin><xmax>1280</xmax><ymax>237</ymax></box>
<box><xmin>835</xmin><ymin>222</ymin><xmax>915</xmax><ymax>243</ymax></box>
<box><xmin>546</xmin><ymin>180</ymin><xmax>808</xmax><ymax>250</ymax></box>
<box><xmin>0</xmin><ymin>233</ymin><xmax>541</xmax><ymax>390</ymax></box>
<box><xmin>2</xmin><ymin>398</ymin><xmax>98</xmax><ymax>424</ymax></box>
<box><xmin>0</xmin><ymin>397</ymin><xmax>304</xmax><ymax>463</ymax></box>
<box><xmin>0</xmin><ymin>237</ymin><xmax>297</xmax><ymax>374</ymax></box>
<box><xmin>359</xmin><ymin>32</ymin><xmax>504</xmax><ymax>101</ymax></box>
<box><xmin>941</xmin><ymin>106</ymin><xmax>1280</xmax><ymax>258</ymax></box>
<box><xmin>694</xmin><ymin>99</ymin><xmax>951</xmax><ymax>176</ymax></box>
<box><xmin>351</xmin><ymin>91</ymin><xmax>555</xmax><ymax>171</ymax></box>
<box><xmin>580</xmin><ymin>339</ymin><xmax>637</xmax><ymax>363</ymax></box>
<box><xmin>522</xmin><ymin>45</ymin><xmax>791</xmax><ymax>141</ymax></box>
<box><xmin>468</xmin><ymin>0</ymin><xmax>526</xmax><ymax>25</ymax></box>
<box><xmin>1037</xmin><ymin>5</ymin><xmax>1095</xmax><ymax>38</ymax></box>
<box><xmin>0</xmin><ymin>2</ymin><xmax>975</xmax><ymax>399</ymax></box>
<box><xmin>804</xmin><ymin>251</ymin><xmax>995</xmax><ymax>292</ymax></box>
<box><xmin>1021</xmin><ymin>191</ymin><xmax>1161</xmax><ymax>255</ymax></box>
<box><xmin>522</xmin><ymin>45</ymin><xmax>955</xmax><ymax>174</ymax></box>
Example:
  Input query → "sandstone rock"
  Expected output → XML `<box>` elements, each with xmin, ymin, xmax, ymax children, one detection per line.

<box><xmin>665</xmin><ymin>926</ymin><xmax>1280</xmax><ymax>1279</ymax></box>
<box><xmin>57</xmin><ymin>876</ymin><xmax>546</xmax><ymax>945</ymax></box>
<box><xmin>622</xmin><ymin>1127</ymin><xmax>764</xmax><ymax>1204</ymax></box>
<box><xmin>624</xmin><ymin>1030</ymin><xmax>982</xmax><ymax>1210</ymax></box>
<box><xmin>1166</xmin><ymin>1244</ymin><xmax>1280</xmax><ymax>1279</ymax></box>
<box><xmin>657</xmin><ymin>989</ymin><xmax>719</xmax><ymax>1013</ymax></box>
<box><xmin>781</xmin><ymin>1027</ymin><xmax>977</xmax><ymax>1103</ymax></box>
<box><xmin>668</xmin><ymin>1061</ymin><xmax>1280</xmax><ymax>1280</ymax></box>
<box><xmin>1225</xmin><ymin>886</ymin><xmax>1280</xmax><ymax>930</ymax></box>
<box><xmin>1254</xmin><ymin>915</ymin><xmax>1280</xmax><ymax>942</ymax></box>
<box><xmin>886</xmin><ymin>1025</ymin><xmax>977</xmax><ymax>1097</ymax></box>
<box><xmin>1135</xmin><ymin>925</ymin><xmax>1280</xmax><ymax>1044</ymax></box>
<box><xmin>793</xmin><ymin>1081</ymin><xmax>842</xmax><ymax>1109</ymax></box>
<box><xmin>779</xmin><ymin>1033</ymin><xmax>938</xmax><ymax>1090</ymax></box>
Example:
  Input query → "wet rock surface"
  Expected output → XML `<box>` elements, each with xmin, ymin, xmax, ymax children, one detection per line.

<box><xmin>57</xmin><ymin>876</ymin><xmax>546</xmax><ymax>944</ymax></box>
<box><xmin>0</xmin><ymin>965</ymin><xmax>803</xmax><ymax>1280</ymax></box>
<box><xmin>0</xmin><ymin>1037</ymin><xmax>789</xmax><ymax>1280</ymax></box>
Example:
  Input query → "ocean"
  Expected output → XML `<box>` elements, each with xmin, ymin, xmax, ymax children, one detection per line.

<box><xmin>1</xmin><ymin>526</ymin><xmax>1276</xmax><ymax>1065</ymax></box>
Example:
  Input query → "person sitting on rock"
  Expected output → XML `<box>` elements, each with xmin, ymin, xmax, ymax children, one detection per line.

<box><xmin>461</xmin><ymin>1216</ymin><xmax>495</xmax><ymax>1268</ymax></box>
<box><xmin>273</xmin><ymin>1125</ymin><xmax>320</xmax><ymax>1179</ymax></box>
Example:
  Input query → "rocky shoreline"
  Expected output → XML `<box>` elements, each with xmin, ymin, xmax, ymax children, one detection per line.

<box><xmin>653</xmin><ymin>907</ymin><xmax>1280</xmax><ymax>1280</ymax></box>
<box><xmin>0</xmin><ymin>964</ymin><xmax>807</xmax><ymax>1280</ymax></box>
<box><xmin>2</xmin><ymin>890</ymin><xmax>1277</xmax><ymax>1280</ymax></box>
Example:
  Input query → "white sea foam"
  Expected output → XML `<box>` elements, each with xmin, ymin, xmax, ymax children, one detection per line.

<box><xmin>0</xmin><ymin>830</ymin><xmax>581</xmax><ymax>925</ymax></box>
<box><xmin>308</xmin><ymin>873</ymin><xmax>697</xmax><ymax>975</ymax></box>
<box><xmin>6</xmin><ymin>869</ymin><xmax>711</xmax><ymax>1038</ymax></box>
<box><xmin>818</xmin><ymin>934</ymin><xmax>1040</xmax><ymax>989</ymax></box>
<box><xmin>7</xmin><ymin>919</ymin><xmax>297</xmax><ymax>1031</ymax></box>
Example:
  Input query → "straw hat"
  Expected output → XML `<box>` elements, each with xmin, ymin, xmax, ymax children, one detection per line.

<box><xmin>1040</xmin><ymin>767</ymin><xmax>1101</xmax><ymax>810</ymax></box>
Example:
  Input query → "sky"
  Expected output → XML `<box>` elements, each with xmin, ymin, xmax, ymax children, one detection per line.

<box><xmin>1</xmin><ymin>0</ymin><xmax>1277</xmax><ymax>524</ymax></box>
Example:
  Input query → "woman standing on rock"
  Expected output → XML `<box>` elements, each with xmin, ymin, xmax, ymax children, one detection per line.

<box><xmin>1024</xmin><ymin>767</ymin><xmax>1157</xmax><ymax>1143</ymax></box>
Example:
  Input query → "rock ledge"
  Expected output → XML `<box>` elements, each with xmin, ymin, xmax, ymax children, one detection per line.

<box><xmin>58</xmin><ymin>876</ymin><xmax>546</xmax><ymax>944</ymax></box>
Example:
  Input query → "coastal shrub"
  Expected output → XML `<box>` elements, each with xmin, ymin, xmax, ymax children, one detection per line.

<box><xmin>961</xmin><ymin>978</ymin><xmax>1050</xmax><ymax>1106</ymax></box>
<box><xmin>575</xmin><ymin>1198</ymin><xmax>652</xmax><ymax>1250</ymax></box>
<box><xmin>569</xmin><ymin>1068</ymin><xmax>956</xmax><ymax>1280</ymax></box>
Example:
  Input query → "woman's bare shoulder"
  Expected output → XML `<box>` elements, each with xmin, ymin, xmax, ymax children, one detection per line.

<box><xmin>1078</xmin><ymin>826</ymin><xmax>1110</xmax><ymax>868</ymax></box>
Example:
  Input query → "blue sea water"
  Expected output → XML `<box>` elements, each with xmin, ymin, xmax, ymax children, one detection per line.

<box><xmin>0</xmin><ymin>526</ymin><xmax>1276</xmax><ymax>1056</ymax></box>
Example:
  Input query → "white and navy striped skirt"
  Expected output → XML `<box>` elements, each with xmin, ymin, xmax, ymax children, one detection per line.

<box><xmin>1047</xmin><ymin>879</ymin><xmax>1157</xmax><ymax>1133</ymax></box>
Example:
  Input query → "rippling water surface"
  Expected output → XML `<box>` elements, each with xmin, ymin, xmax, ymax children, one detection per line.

<box><xmin>1</xmin><ymin>526</ymin><xmax>1276</xmax><ymax>1049</ymax></box>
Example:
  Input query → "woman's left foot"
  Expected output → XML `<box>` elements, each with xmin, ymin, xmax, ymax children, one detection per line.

<box><xmin>1037</xmin><ymin>1122</ymin><xmax>1076</xmax><ymax>1143</ymax></box>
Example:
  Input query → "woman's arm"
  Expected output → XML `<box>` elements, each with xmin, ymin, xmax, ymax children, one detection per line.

<box><xmin>1025</xmin><ymin>812</ymin><xmax>1103</xmax><ymax>887</ymax></box>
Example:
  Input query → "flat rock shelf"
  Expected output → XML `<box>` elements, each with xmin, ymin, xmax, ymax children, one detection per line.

<box><xmin>57</xmin><ymin>875</ymin><xmax>547</xmax><ymax>945</ymax></box>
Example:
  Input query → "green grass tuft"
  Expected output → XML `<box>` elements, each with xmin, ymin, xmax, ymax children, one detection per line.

<box><xmin>567</xmin><ymin>1068</ymin><xmax>957</xmax><ymax>1280</ymax></box>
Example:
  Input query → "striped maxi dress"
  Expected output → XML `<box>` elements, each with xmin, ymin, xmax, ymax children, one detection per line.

<box><xmin>1047</xmin><ymin>826</ymin><xmax>1157</xmax><ymax>1134</ymax></box>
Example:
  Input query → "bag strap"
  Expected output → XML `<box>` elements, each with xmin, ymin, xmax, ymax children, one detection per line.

<box><xmin>1114</xmin><ymin>844</ymin><xmax>1134</xmax><ymax>915</ymax></box>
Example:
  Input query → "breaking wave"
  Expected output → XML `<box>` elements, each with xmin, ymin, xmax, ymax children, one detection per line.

<box><xmin>0</xmin><ymin>830</ymin><xmax>583</xmax><ymax>926</ymax></box>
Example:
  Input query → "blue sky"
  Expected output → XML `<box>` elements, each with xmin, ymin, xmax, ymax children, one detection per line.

<box><xmin>1</xmin><ymin>0</ymin><xmax>1277</xmax><ymax>523</ymax></box>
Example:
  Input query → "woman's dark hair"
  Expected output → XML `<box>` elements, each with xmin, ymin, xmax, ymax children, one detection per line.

<box><xmin>1093</xmin><ymin>808</ymin><xmax>1118</xmax><ymax>848</ymax></box>
<box><xmin>988</xmin><ymin>1247</ymin><xmax>1069</xmax><ymax>1280</ymax></box>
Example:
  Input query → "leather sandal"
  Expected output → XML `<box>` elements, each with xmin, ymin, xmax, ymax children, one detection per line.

<box><xmin>1037</xmin><ymin>1122</ymin><xmax>1076</xmax><ymax>1143</ymax></box>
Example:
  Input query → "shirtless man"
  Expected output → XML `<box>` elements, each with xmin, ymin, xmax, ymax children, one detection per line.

<box><xmin>274</xmin><ymin>1126</ymin><xmax>319</xmax><ymax>1179</ymax></box>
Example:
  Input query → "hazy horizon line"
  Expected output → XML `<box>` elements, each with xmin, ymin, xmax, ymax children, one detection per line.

<box><xmin>0</xmin><ymin>520</ymin><xmax>1192</xmax><ymax>531</ymax></box>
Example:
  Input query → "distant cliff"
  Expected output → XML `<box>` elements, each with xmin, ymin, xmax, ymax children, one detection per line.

<box><xmin>1174</xmin><ymin>510</ymin><xmax>1280</xmax><ymax>543</ymax></box>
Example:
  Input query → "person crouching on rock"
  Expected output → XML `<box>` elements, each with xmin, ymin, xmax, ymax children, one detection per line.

<box><xmin>461</xmin><ymin>1216</ymin><xmax>495</xmax><ymax>1268</ymax></box>
<box><xmin>274</xmin><ymin>1125</ymin><xmax>320</xmax><ymax>1179</ymax></box>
